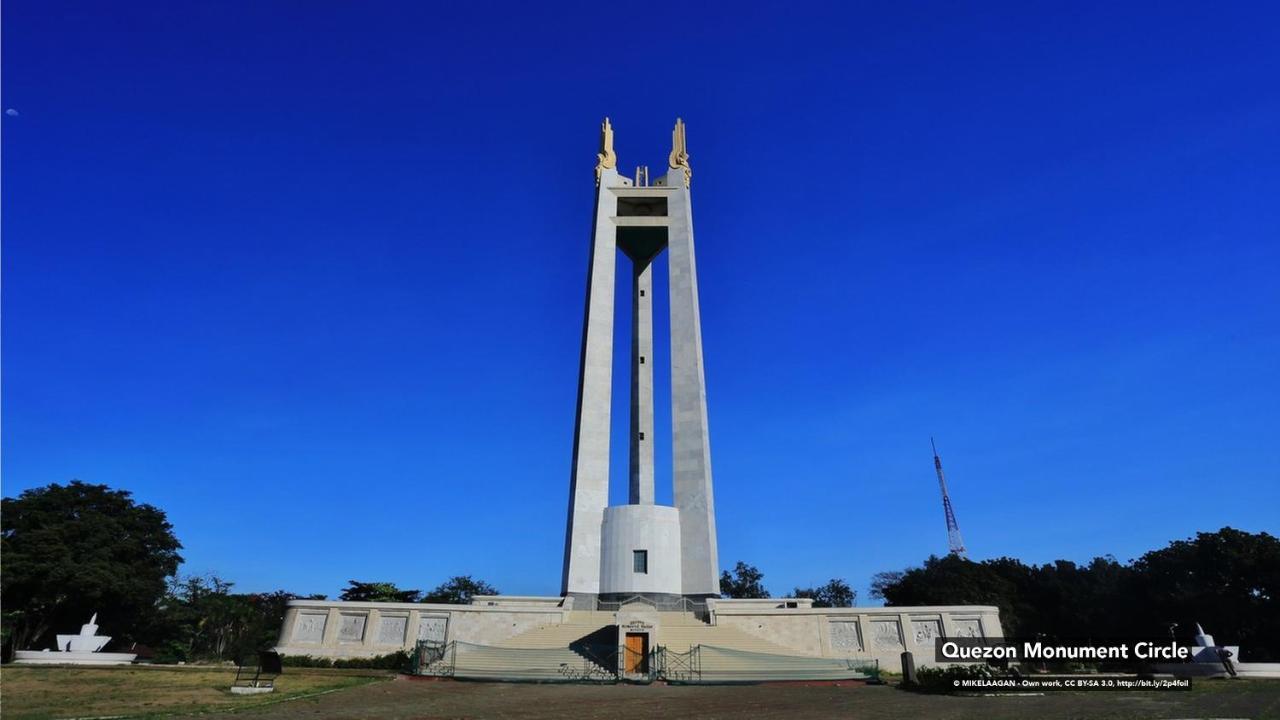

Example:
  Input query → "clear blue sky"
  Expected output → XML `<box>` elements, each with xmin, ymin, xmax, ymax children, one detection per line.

<box><xmin>4</xmin><ymin>2</ymin><xmax>1278</xmax><ymax>603</ymax></box>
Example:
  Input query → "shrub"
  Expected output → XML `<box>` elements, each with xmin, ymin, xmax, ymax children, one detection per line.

<box><xmin>911</xmin><ymin>664</ymin><xmax>999</xmax><ymax>692</ymax></box>
<box><xmin>333</xmin><ymin>650</ymin><xmax>411</xmax><ymax>670</ymax></box>
<box><xmin>280</xmin><ymin>654</ymin><xmax>334</xmax><ymax>668</ymax></box>
<box><xmin>280</xmin><ymin>651</ymin><xmax>410</xmax><ymax>670</ymax></box>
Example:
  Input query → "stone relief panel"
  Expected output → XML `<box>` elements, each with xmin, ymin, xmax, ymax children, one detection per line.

<box><xmin>871</xmin><ymin>620</ymin><xmax>904</xmax><ymax>651</ymax></box>
<box><xmin>418</xmin><ymin>616</ymin><xmax>448</xmax><ymax>644</ymax></box>
<box><xmin>911</xmin><ymin>619</ymin><xmax>943</xmax><ymax>646</ymax></box>
<box><xmin>829</xmin><ymin>620</ymin><xmax>863</xmax><ymax>652</ymax></box>
<box><xmin>337</xmin><ymin>614</ymin><xmax>367</xmax><ymax>643</ymax></box>
<box><xmin>952</xmin><ymin>618</ymin><xmax>984</xmax><ymax>639</ymax></box>
<box><xmin>293</xmin><ymin>613</ymin><xmax>327</xmax><ymax>643</ymax></box>
<box><xmin>378</xmin><ymin>616</ymin><xmax>408</xmax><ymax>645</ymax></box>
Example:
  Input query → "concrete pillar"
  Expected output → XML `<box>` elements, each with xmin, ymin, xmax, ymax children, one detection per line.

<box><xmin>363</xmin><ymin>608</ymin><xmax>380</xmax><ymax>649</ymax></box>
<box><xmin>276</xmin><ymin>607</ymin><xmax>299</xmax><ymax>647</ymax></box>
<box><xmin>320</xmin><ymin>607</ymin><xmax>341</xmax><ymax>647</ymax></box>
<box><xmin>407</xmin><ymin>609</ymin><xmax>421</xmax><ymax>649</ymax></box>
<box><xmin>666</xmin><ymin>184</ymin><xmax>719</xmax><ymax>597</ymax></box>
<box><xmin>561</xmin><ymin>169</ymin><xmax>621</xmax><ymax>598</ymax></box>
<box><xmin>629</xmin><ymin>259</ymin><xmax>655</xmax><ymax>505</ymax></box>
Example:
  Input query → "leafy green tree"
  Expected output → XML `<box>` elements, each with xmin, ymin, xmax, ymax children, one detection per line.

<box><xmin>869</xmin><ymin>571</ymin><xmax>904</xmax><ymax>601</ymax></box>
<box><xmin>720</xmin><ymin>561</ymin><xmax>770</xmax><ymax>599</ymax></box>
<box><xmin>871</xmin><ymin>528</ymin><xmax>1280</xmax><ymax>659</ymax></box>
<box><xmin>148</xmin><ymin>577</ymin><xmax>320</xmax><ymax>663</ymax></box>
<box><xmin>1</xmin><ymin>481</ymin><xmax>183</xmax><ymax>657</ymax></box>
<box><xmin>871</xmin><ymin>555</ymin><xmax>1027</xmax><ymax>633</ymax></box>
<box><xmin>422</xmin><ymin>576</ymin><xmax>498</xmax><ymax>604</ymax></box>
<box><xmin>1132</xmin><ymin>528</ymin><xmax>1279</xmax><ymax>660</ymax></box>
<box><xmin>339</xmin><ymin>581</ymin><xmax>422</xmax><ymax>603</ymax></box>
<box><xmin>153</xmin><ymin>575</ymin><xmax>247</xmax><ymax>662</ymax></box>
<box><xmin>792</xmin><ymin>578</ymin><xmax>856</xmax><ymax>607</ymax></box>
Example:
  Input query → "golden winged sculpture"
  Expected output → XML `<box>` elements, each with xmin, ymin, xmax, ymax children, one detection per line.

<box><xmin>595</xmin><ymin>117</ymin><xmax>617</xmax><ymax>186</ymax></box>
<box><xmin>668</xmin><ymin>118</ymin><xmax>691</xmax><ymax>187</ymax></box>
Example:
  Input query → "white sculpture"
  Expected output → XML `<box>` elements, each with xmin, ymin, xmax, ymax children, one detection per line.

<box><xmin>1153</xmin><ymin>622</ymin><xmax>1280</xmax><ymax>679</ymax></box>
<box><xmin>13</xmin><ymin>612</ymin><xmax>137</xmax><ymax>665</ymax></box>
<box><xmin>56</xmin><ymin>613</ymin><xmax>112</xmax><ymax>653</ymax></box>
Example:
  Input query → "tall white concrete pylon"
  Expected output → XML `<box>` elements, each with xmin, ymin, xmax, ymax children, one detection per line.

<box><xmin>562</xmin><ymin>119</ymin><xmax>719</xmax><ymax>603</ymax></box>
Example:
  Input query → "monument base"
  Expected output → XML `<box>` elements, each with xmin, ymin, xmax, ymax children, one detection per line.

<box><xmin>273</xmin><ymin>595</ymin><xmax>1002</xmax><ymax>674</ymax></box>
<box><xmin>13</xmin><ymin>650</ymin><xmax>137</xmax><ymax>666</ymax></box>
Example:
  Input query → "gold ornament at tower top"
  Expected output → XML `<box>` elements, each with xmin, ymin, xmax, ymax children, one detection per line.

<box><xmin>595</xmin><ymin>117</ymin><xmax>617</xmax><ymax>186</ymax></box>
<box><xmin>668</xmin><ymin>118</ymin><xmax>691</xmax><ymax>187</ymax></box>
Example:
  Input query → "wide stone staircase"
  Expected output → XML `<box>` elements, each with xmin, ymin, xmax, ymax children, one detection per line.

<box><xmin>418</xmin><ymin>611</ymin><xmax>617</xmax><ymax>681</ymax></box>
<box><xmin>419</xmin><ymin>611</ymin><xmax>873</xmax><ymax>683</ymax></box>
<box><xmin>423</xmin><ymin>642</ymin><xmax>609</xmax><ymax>682</ymax></box>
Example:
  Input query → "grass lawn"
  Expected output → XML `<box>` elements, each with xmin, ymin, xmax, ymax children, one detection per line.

<box><xmin>206</xmin><ymin>676</ymin><xmax>1280</xmax><ymax>720</ymax></box>
<box><xmin>0</xmin><ymin>665</ymin><xmax>387</xmax><ymax>720</ymax></box>
<box><xmin>3</xmin><ymin>668</ymin><xmax>1278</xmax><ymax>720</ymax></box>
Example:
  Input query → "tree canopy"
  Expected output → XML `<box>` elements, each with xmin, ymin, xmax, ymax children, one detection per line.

<box><xmin>2</xmin><ymin>481</ymin><xmax>183</xmax><ymax>656</ymax></box>
<box><xmin>792</xmin><ymin>578</ymin><xmax>856</xmax><ymax>608</ymax></box>
<box><xmin>872</xmin><ymin>527</ymin><xmax>1280</xmax><ymax>661</ymax></box>
<box><xmin>422</xmin><ymin>576</ymin><xmax>498</xmax><ymax>604</ymax></box>
<box><xmin>339</xmin><ymin>581</ymin><xmax>422</xmax><ymax>603</ymax></box>
<box><xmin>720</xmin><ymin>561</ymin><xmax>770</xmax><ymax>599</ymax></box>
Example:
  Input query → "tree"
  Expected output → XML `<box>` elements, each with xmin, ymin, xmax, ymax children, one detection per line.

<box><xmin>422</xmin><ymin>576</ymin><xmax>498</xmax><ymax>604</ymax></box>
<box><xmin>1132</xmin><ymin>528</ymin><xmax>1280</xmax><ymax>660</ymax></box>
<box><xmin>1</xmin><ymin>481</ymin><xmax>183</xmax><ymax>657</ymax></box>
<box><xmin>720</xmin><ymin>561</ymin><xmax>770</xmax><ymax>599</ymax></box>
<box><xmin>869</xmin><ymin>528</ymin><xmax>1280</xmax><ymax>659</ymax></box>
<box><xmin>871</xmin><ymin>554</ymin><xmax>1028</xmax><ymax>634</ymax></box>
<box><xmin>339</xmin><ymin>581</ymin><xmax>422</xmax><ymax>603</ymax></box>
<box><xmin>152</xmin><ymin>575</ymin><xmax>247</xmax><ymax>662</ymax></box>
<box><xmin>793</xmin><ymin>578</ymin><xmax>856</xmax><ymax>608</ymax></box>
<box><xmin>147</xmin><ymin>576</ymin><xmax>315</xmax><ymax>663</ymax></box>
<box><xmin>869</xmin><ymin>571</ymin><xmax>904</xmax><ymax>601</ymax></box>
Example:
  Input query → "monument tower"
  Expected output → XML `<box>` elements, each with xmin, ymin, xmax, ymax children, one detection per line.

<box><xmin>273</xmin><ymin>120</ymin><xmax>1006</xmax><ymax>672</ymax></box>
<box><xmin>561</xmin><ymin>118</ymin><xmax>719</xmax><ymax>605</ymax></box>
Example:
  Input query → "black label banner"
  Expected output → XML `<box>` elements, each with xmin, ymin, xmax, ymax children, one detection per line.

<box><xmin>935</xmin><ymin>637</ymin><xmax>1199</xmax><ymax>664</ymax></box>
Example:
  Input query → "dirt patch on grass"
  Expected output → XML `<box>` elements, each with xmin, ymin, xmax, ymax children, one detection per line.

<box><xmin>0</xmin><ymin>665</ymin><xmax>385</xmax><ymax>720</ymax></box>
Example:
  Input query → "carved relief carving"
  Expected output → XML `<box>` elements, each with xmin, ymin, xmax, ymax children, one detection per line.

<box><xmin>953</xmin><ymin>619</ymin><xmax>984</xmax><ymax>639</ymax></box>
<box><xmin>911</xmin><ymin>619</ymin><xmax>943</xmax><ymax>645</ymax></box>
<box><xmin>337</xmin><ymin>614</ymin><xmax>366</xmax><ymax>643</ymax></box>
<box><xmin>418</xmin><ymin>616</ymin><xmax>448</xmax><ymax>644</ymax></box>
<box><xmin>829</xmin><ymin>620</ymin><xmax>863</xmax><ymax>652</ymax></box>
<box><xmin>871</xmin><ymin>620</ymin><xmax>904</xmax><ymax>650</ymax></box>
<box><xmin>378</xmin><ymin>616</ymin><xmax>408</xmax><ymax>644</ymax></box>
<box><xmin>293</xmin><ymin>613</ymin><xmax>326</xmax><ymax>643</ymax></box>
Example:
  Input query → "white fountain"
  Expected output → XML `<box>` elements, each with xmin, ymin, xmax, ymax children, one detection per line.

<box><xmin>13</xmin><ymin>613</ymin><xmax>138</xmax><ymax>665</ymax></box>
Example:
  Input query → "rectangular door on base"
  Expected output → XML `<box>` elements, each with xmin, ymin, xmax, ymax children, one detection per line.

<box><xmin>624</xmin><ymin>633</ymin><xmax>648</xmax><ymax>673</ymax></box>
